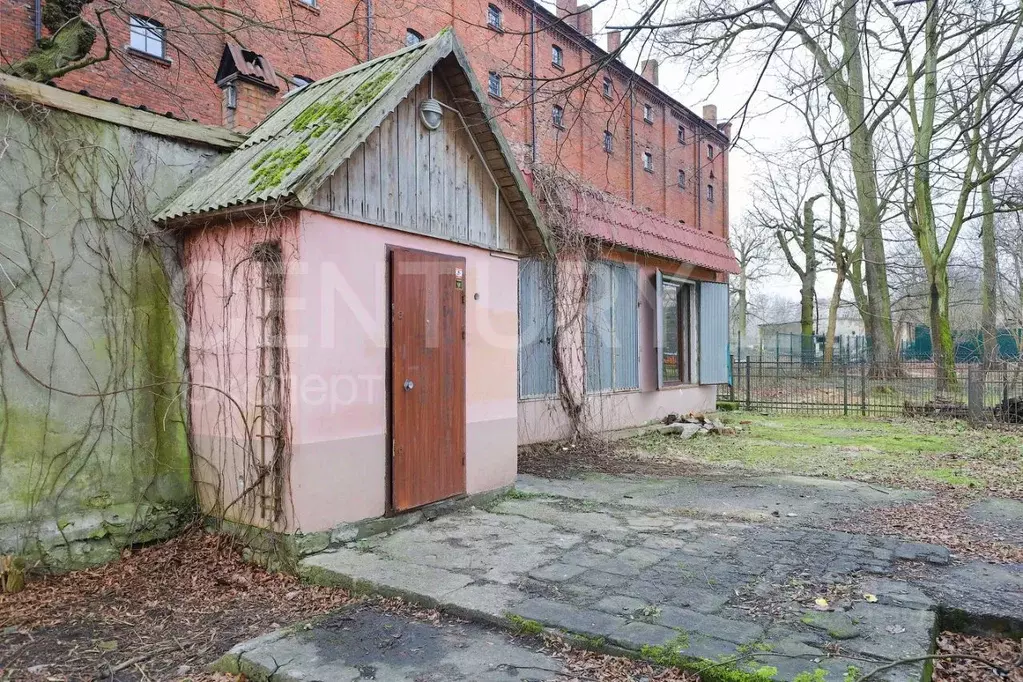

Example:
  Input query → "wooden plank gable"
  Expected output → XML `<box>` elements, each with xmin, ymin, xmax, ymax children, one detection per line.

<box><xmin>310</xmin><ymin>72</ymin><xmax>525</xmax><ymax>254</ymax></box>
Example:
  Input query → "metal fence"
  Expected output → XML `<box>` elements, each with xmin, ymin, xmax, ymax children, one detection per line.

<box><xmin>722</xmin><ymin>358</ymin><xmax>1023</xmax><ymax>424</ymax></box>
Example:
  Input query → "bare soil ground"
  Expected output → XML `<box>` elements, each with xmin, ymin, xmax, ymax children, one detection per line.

<box><xmin>0</xmin><ymin>529</ymin><xmax>700</xmax><ymax>682</ymax></box>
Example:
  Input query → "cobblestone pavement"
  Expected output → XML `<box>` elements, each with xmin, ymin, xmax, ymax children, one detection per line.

<box><xmin>279</xmin><ymin>474</ymin><xmax>1023</xmax><ymax>682</ymax></box>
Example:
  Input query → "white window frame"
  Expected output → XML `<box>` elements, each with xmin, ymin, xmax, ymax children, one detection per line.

<box><xmin>643</xmin><ymin>151</ymin><xmax>653</xmax><ymax>172</ymax></box>
<box><xmin>643</xmin><ymin>103</ymin><xmax>653</xmax><ymax>123</ymax></box>
<box><xmin>406</xmin><ymin>28</ymin><xmax>424</xmax><ymax>46</ymax></box>
<box><xmin>552</xmin><ymin>44</ymin><xmax>564</xmax><ymax>68</ymax></box>
<box><xmin>487</xmin><ymin>4</ymin><xmax>503</xmax><ymax>30</ymax></box>
<box><xmin>129</xmin><ymin>15</ymin><xmax>166</xmax><ymax>59</ymax></box>
<box><xmin>488</xmin><ymin>71</ymin><xmax>502</xmax><ymax>98</ymax></box>
<box><xmin>677</xmin><ymin>124</ymin><xmax>686</xmax><ymax>144</ymax></box>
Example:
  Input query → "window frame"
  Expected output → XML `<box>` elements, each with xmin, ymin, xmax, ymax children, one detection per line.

<box><xmin>677</xmin><ymin>169</ymin><xmax>685</xmax><ymax>189</ymax></box>
<box><xmin>487</xmin><ymin>4</ymin><xmax>503</xmax><ymax>31</ymax></box>
<box><xmin>552</xmin><ymin>44</ymin><xmax>564</xmax><ymax>69</ymax></box>
<box><xmin>602</xmin><ymin>76</ymin><xmax>613</xmax><ymax>99</ymax></box>
<box><xmin>488</xmin><ymin>71</ymin><xmax>503</xmax><ymax>98</ymax></box>
<box><xmin>677</xmin><ymin>124</ymin><xmax>686</xmax><ymax>144</ymax></box>
<box><xmin>707</xmin><ymin>143</ymin><xmax>714</xmax><ymax>159</ymax></box>
<box><xmin>643</xmin><ymin>103</ymin><xmax>653</xmax><ymax>123</ymax></box>
<box><xmin>128</xmin><ymin>15</ymin><xmax>166</xmax><ymax>60</ymax></box>
<box><xmin>552</xmin><ymin>104</ymin><xmax>565</xmax><ymax>129</ymax></box>
<box><xmin>405</xmin><ymin>28</ymin><xmax>424</xmax><ymax>46</ymax></box>
<box><xmin>603</xmin><ymin>130</ymin><xmax>613</xmax><ymax>154</ymax></box>
<box><xmin>656</xmin><ymin>273</ymin><xmax>698</xmax><ymax>388</ymax></box>
<box><xmin>707</xmin><ymin>184</ymin><xmax>714</xmax><ymax>202</ymax></box>
<box><xmin>642</xmin><ymin>151</ymin><xmax>654</xmax><ymax>173</ymax></box>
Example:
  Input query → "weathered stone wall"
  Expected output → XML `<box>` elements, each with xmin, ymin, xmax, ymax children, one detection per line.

<box><xmin>0</xmin><ymin>88</ymin><xmax>225</xmax><ymax>570</ymax></box>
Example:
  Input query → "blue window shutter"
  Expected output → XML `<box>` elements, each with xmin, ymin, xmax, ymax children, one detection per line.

<box><xmin>518</xmin><ymin>259</ymin><xmax>557</xmax><ymax>397</ymax></box>
<box><xmin>585</xmin><ymin>261</ymin><xmax>613</xmax><ymax>392</ymax></box>
<box><xmin>612</xmin><ymin>263</ymin><xmax>639</xmax><ymax>390</ymax></box>
<box><xmin>699</xmin><ymin>281</ymin><xmax>730</xmax><ymax>384</ymax></box>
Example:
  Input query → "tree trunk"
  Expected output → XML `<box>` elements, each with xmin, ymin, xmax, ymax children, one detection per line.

<box><xmin>838</xmin><ymin>0</ymin><xmax>899</xmax><ymax>375</ymax></box>
<box><xmin>823</xmin><ymin>266</ymin><xmax>847</xmax><ymax>368</ymax></box>
<box><xmin>980</xmin><ymin>179</ymin><xmax>998</xmax><ymax>369</ymax></box>
<box><xmin>928</xmin><ymin>264</ymin><xmax>958</xmax><ymax>393</ymax></box>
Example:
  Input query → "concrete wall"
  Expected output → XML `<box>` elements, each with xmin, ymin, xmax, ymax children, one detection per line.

<box><xmin>288</xmin><ymin>212</ymin><xmax>519</xmax><ymax>532</ymax></box>
<box><xmin>0</xmin><ymin>93</ymin><xmax>222</xmax><ymax>568</ymax></box>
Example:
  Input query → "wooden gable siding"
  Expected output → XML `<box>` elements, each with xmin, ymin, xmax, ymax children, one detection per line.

<box><xmin>310</xmin><ymin>74</ymin><xmax>524</xmax><ymax>253</ymax></box>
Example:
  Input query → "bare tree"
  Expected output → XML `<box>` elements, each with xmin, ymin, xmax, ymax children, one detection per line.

<box><xmin>730</xmin><ymin>217</ymin><xmax>775</xmax><ymax>352</ymax></box>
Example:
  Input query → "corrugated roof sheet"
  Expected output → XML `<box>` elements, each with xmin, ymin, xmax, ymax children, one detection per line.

<box><xmin>154</xmin><ymin>37</ymin><xmax>436</xmax><ymax>222</ymax></box>
<box><xmin>568</xmin><ymin>189</ymin><xmax>740</xmax><ymax>274</ymax></box>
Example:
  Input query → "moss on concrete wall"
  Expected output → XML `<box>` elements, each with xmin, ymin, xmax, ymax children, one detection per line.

<box><xmin>0</xmin><ymin>91</ymin><xmax>223</xmax><ymax>570</ymax></box>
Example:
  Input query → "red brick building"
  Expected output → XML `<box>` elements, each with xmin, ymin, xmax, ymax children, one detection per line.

<box><xmin>0</xmin><ymin>0</ymin><xmax>729</xmax><ymax>239</ymax></box>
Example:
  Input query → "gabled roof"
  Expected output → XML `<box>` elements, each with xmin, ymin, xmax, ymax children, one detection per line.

<box><xmin>154</xmin><ymin>30</ymin><xmax>550</xmax><ymax>254</ymax></box>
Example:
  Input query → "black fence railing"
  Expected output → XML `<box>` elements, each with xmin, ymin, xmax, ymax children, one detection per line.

<box><xmin>722</xmin><ymin>358</ymin><xmax>1023</xmax><ymax>423</ymax></box>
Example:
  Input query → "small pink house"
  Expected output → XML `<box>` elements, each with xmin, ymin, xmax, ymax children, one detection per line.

<box><xmin>155</xmin><ymin>31</ymin><xmax>736</xmax><ymax>541</ymax></box>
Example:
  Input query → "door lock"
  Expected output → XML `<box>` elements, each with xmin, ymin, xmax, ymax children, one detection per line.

<box><xmin>403</xmin><ymin>379</ymin><xmax>415</xmax><ymax>391</ymax></box>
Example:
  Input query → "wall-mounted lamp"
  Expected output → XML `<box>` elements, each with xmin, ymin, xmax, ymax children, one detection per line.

<box><xmin>420</xmin><ymin>98</ymin><xmax>443</xmax><ymax>130</ymax></box>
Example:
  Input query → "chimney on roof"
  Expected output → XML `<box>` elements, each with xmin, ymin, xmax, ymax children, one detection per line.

<box><xmin>215</xmin><ymin>44</ymin><xmax>280</xmax><ymax>132</ymax></box>
<box><xmin>577</xmin><ymin>4</ymin><xmax>593</xmax><ymax>36</ymax></box>
<box><xmin>702</xmin><ymin>104</ymin><xmax>718</xmax><ymax>126</ymax></box>
<box><xmin>641</xmin><ymin>59</ymin><xmax>659</xmax><ymax>86</ymax></box>
<box><xmin>607</xmin><ymin>30</ymin><xmax>621</xmax><ymax>53</ymax></box>
<box><xmin>556</xmin><ymin>0</ymin><xmax>579</xmax><ymax>28</ymax></box>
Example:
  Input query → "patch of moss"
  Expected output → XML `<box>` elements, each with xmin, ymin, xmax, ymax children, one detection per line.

<box><xmin>505</xmin><ymin>614</ymin><xmax>545</xmax><ymax>636</ymax></box>
<box><xmin>918</xmin><ymin>468</ymin><xmax>981</xmax><ymax>487</ymax></box>
<box><xmin>291</xmin><ymin>70</ymin><xmax>396</xmax><ymax>138</ymax></box>
<box><xmin>249</xmin><ymin>142</ymin><xmax>311</xmax><ymax>192</ymax></box>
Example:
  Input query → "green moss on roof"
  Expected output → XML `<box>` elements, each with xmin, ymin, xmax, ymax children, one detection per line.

<box><xmin>292</xmin><ymin>70</ymin><xmax>396</xmax><ymax>139</ymax></box>
<box><xmin>250</xmin><ymin>142</ymin><xmax>311</xmax><ymax>192</ymax></box>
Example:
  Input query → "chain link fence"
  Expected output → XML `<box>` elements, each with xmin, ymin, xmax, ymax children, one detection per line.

<box><xmin>721</xmin><ymin>358</ymin><xmax>1023</xmax><ymax>424</ymax></box>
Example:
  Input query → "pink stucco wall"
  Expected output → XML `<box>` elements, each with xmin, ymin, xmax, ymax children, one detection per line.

<box><xmin>184</xmin><ymin>216</ymin><xmax>301</xmax><ymax>531</ymax></box>
<box><xmin>517</xmin><ymin>253</ymin><xmax>717</xmax><ymax>445</ymax></box>
<box><xmin>287</xmin><ymin>211</ymin><xmax>519</xmax><ymax>532</ymax></box>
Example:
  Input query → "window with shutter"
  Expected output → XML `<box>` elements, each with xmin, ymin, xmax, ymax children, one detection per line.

<box><xmin>585</xmin><ymin>261</ymin><xmax>639</xmax><ymax>393</ymax></box>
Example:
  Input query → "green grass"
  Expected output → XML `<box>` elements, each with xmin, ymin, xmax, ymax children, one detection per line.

<box><xmin>629</xmin><ymin>414</ymin><xmax>1023</xmax><ymax>494</ymax></box>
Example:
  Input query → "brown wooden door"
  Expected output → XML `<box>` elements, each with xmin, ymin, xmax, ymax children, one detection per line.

<box><xmin>390</xmin><ymin>247</ymin><xmax>466</xmax><ymax>512</ymax></box>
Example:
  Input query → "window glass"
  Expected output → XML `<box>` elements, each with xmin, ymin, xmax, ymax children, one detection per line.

<box><xmin>707</xmin><ymin>143</ymin><xmax>714</xmax><ymax>159</ymax></box>
<box><xmin>643</xmin><ymin>103</ymin><xmax>653</xmax><ymax>122</ymax></box>
<box><xmin>660</xmin><ymin>281</ymin><xmax>694</xmax><ymax>385</ymax></box>
<box><xmin>643</xmin><ymin>151</ymin><xmax>653</xmax><ymax>172</ymax></box>
<box><xmin>677</xmin><ymin>169</ymin><xmax>685</xmax><ymax>188</ymax></box>
<box><xmin>129</xmin><ymin>16</ymin><xmax>165</xmax><ymax>58</ymax></box>
<box><xmin>552</xmin><ymin>45</ymin><xmax>563</xmax><ymax>68</ymax></box>
<box><xmin>406</xmin><ymin>29</ymin><xmax>424</xmax><ymax>46</ymax></box>
<box><xmin>677</xmin><ymin>124</ymin><xmax>685</xmax><ymax>144</ymax></box>
<box><xmin>552</xmin><ymin>105</ymin><xmax>564</xmax><ymax>127</ymax></box>
<box><xmin>487</xmin><ymin>4</ymin><xmax>502</xmax><ymax>29</ymax></box>
<box><xmin>602</xmin><ymin>77</ymin><xmax>612</xmax><ymax>97</ymax></box>
<box><xmin>707</xmin><ymin>184</ymin><xmax>714</xmax><ymax>201</ymax></box>
<box><xmin>488</xmin><ymin>72</ymin><xmax>502</xmax><ymax>97</ymax></box>
<box><xmin>603</xmin><ymin>130</ymin><xmax>613</xmax><ymax>153</ymax></box>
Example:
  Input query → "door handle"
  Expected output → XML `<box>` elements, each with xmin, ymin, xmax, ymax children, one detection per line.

<box><xmin>403</xmin><ymin>379</ymin><xmax>415</xmax><ymax>391</ymax></box>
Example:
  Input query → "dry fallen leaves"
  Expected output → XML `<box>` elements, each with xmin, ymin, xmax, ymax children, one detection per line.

<box><xmin>932</xmin><ymin>631</ymin><xmax>1023</xmax><ymax>682</ymax></box>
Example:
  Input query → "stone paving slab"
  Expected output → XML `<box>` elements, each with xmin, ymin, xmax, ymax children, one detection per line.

<box><xmin>299</xmin><ymin>476</ymin><xmax>1023</xmax><ymax>681</ymax></box>
<box><xmin>213</xmin><ymin>604</ymin><xmax>564</xmax><ymax>681</ymax></box>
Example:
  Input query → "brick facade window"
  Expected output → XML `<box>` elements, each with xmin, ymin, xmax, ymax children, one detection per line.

<box><xmin>295</xmin><ymin>0</ymin><xmax>317</xmax><ymax>7</ymax></box>
<box><xmin>707</xmin><ymin>143</ymin><xmax>714</xmax><ymax>159</ymax></box>
<box><xmin>603</xmin><ymin>130</ymin><xmax>613</xmax><ymax>153</ymax></box>
<box><xmin>406</xmin><ymin>29</ymin><xmax>424</xmax><ymax>46</ymax></box>
<box><xmin>552</xmin><ymin>45</ymin><xmax>564</xmax><ymax>69</ymax></box>
<box><xmin>706</xmin><ymin>184</ymin><xmax>714</xmax><ymax>201</ymax></box>
<box><xmin>677</xmin><ymin>169</ymin><xmax>685</xmax><ymax>188</ymax></box>
<box><xmin>488</xmin><ymin>71</ymin><xmax>502</xmax><ymax>98</ymax></box>
<box><xmin>643</xmin><ymin>151</ymin><xmax>653</xmax><ymax>172</ymax></box>
<box><xmin>128</xmin><ymin>16</ymin><xmax>166</xmax><ymax>59</ymax></box>
<box><xmin>643</xmin><ymin>103</ymin><xmax>653</xmax><ymax>123</ymax></box>
<box><xmin>677</xmin><ymin>124</ymin><xmax>685</xmax><ymax>144</ymax></box>
<box><xmin>487</xmin><ymin>4</ymin><xmax>503</xmax><ymax>30</ymax></box>
<box><xmin>602</xmin><ymin>77</ymin><xmax>612</xmax><ymax>99</ymax></box>
<box><xmin>225</xmin><ymin>84</ymin><xmax>238</xmax><ymax>110</ymax></box>
<box><xmin>552</xmin><ymin>105</ymin><xmax>564</xmax><ymax>128</ymax></box>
